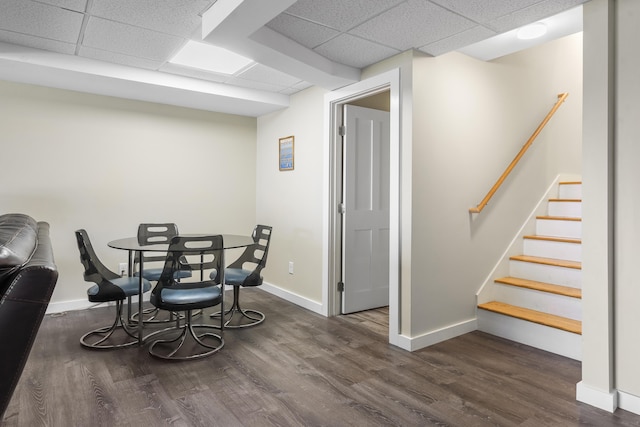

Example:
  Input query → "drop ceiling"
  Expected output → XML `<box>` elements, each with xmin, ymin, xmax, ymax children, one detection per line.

<box><xmin>0</xmin><ymin>0</ymin><xmax>588</xmax><ymax>116</ymax></box>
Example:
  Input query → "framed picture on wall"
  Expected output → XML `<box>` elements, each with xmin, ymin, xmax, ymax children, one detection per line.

<box><xmin>279</xmin><ymin>135</ymin><xmax>294</xmax><ymax>171</ymax></box>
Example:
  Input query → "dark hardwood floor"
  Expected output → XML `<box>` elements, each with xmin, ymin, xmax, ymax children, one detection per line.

<box><xmin>3</xmin><ymin>289</ymin><xmax>639</xmax><ymax>426</ymax></box>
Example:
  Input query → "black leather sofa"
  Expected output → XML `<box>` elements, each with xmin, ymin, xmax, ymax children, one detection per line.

<box><xmin>0</xmin><ymin>213</ymin><xmax>58</xmax><ymax>419</ymax></box>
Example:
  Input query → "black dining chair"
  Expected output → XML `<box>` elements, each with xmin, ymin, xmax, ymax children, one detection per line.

<box><xmin>148</xmin><ymin>235</ymin><xmax>225</xmax><ymax>360</ymax></box>
<box><xmin>74</xmin><ymin>229</ymin><xmax>151</xmax><ymax>349</ymax></box>
<box><xmin>210</xmin><ymin>224</ymin><xmax>272</xmax><ymax>328</ymax></box>
<box><xmin>131</xmin><ymin>223</ymin><xmax>192</xmax><ymax>323</ymax></box>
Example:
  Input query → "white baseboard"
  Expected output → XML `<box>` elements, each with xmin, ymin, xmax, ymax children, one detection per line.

<box><xmin>260</xmin><ymin>281</ymin><xmax>324</xmax><ymax>316</ymax></box>
<box><xmin>46</xmin><ymin>293</ymin><xmax>150</xmax><ymax>314</ymax></box>
<box><xmin>400</xmin><ymin>318</ymin><xmax>478</xmax><ymax>351</ymax></box>
<box><xmin>618</xmin><ymin>390</ymin><xmax>640</xmax><ymax>416</ymax></box>
<box><xmin>576</xmin><ymin>381</ymin><xmax>618</xmax><ymax>413</ymax></box>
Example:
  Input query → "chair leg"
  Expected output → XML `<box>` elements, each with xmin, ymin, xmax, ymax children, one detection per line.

<box><xmin>80</xmin><ymin>300</ymin><xmax>138</xmax><ymax>349</ymax></box>
<box><xmin>210</xmin><ymin>286</ymin><xmax>265</xmax><ymax>329</ymax></box>
<box><xmin>131</xmin><ymin>307</ymin><xmax>202</xmax><ymax>324</ymax></box>
<box><xmin>148</xmin><ymin>310</ymin><xmax>224</xmax><ymax>360</ymax></box>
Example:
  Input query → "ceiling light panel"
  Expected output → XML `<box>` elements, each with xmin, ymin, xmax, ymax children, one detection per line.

<box><xmin>170</xmin><ymin>41</ymin><xmax>253</xmax><ymax>74</ymax></box>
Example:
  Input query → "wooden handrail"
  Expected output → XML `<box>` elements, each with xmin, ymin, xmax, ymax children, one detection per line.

<box><xmin>469</xmin><ymin>92</ymin><xmax>569</xmax><ymax>214</ymax></box>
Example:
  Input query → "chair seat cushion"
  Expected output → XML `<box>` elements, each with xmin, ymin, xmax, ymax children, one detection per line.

<box><xmin>153</xmin><ymin>282</ymin><xmax>222</xmax><ymax>311</ymax></box>
<box><xmin>208</xmin><ymin>268</ymin><xmax>251</xmax><ymax>285</ymax></box>
<box><xmin>134</xmin><ymin>268</ymin><xmax>191</xmax><ymax>281</ymax></box>
<box><xmin>88</xmin><ymin>276</ymin><xmax>151</xmax><ymax>302</ymax></box>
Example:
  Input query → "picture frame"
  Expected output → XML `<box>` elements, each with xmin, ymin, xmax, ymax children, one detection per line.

<box><xmin>279</xmin><ymin>135</ymin><xmax>295</xmax><ymax>171</ymax></box>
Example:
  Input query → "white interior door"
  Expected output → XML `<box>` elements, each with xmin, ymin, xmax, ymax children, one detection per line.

<box><xmin>341</xmin><ymin>104</ymin><xmax>390</xmax><ymax>314</ymax></box>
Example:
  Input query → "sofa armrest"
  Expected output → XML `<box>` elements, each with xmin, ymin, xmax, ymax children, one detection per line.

<box><xmin>0</xmin><ymin>221</ymin><xmax>58</xmax><ymax>419</ymax></box>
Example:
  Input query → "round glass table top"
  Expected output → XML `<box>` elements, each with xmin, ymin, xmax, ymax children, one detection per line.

<box><xmin>108</xmin><ymin>234</ymin><xmax>254</xmax><ymax>251</ymax></box>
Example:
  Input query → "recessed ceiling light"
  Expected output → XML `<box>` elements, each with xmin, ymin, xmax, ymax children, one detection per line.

<box><xmin>169</xmin><ymin>40</ymin><xmax>253</xmax><ymax>75</ymax></box>
<box><xmin>517</xmin><ymin>22</ymin><xmax>548</xmax><ymax>40</ymax></box>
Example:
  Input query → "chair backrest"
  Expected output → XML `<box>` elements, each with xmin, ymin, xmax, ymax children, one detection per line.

<box><xmin>74</xmin><ymin>229</ymin><xmax>119</xmax><ymax>283</ymax></box>
<box><xmin>228</xmin><ymin>225</ymin><xmax>272</xmax><ymax>286</ymax></box>
<box><xmin>155</xmin><ymin>235</ymin><xmax>225</xmax><ymax>292</ymax></box>
<box><xmin>135</xmin><ymin>223</ymin><xmax>179</xmax><ymax>266</ymax></box>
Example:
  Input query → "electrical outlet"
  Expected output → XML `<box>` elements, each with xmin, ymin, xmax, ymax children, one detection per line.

<box><xmin>119</xmin><ymin>263</ymin><xmax>127</xmax><ymax>277</ymax></box>
<box><xmin>288</xmin><ymin>261</ymin><xmax>294</xmax><ymax>275</ymax></box>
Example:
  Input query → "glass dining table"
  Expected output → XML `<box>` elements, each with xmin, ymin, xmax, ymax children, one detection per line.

<box><xmin>108</xmin><ymin>234</ymin><xmax>254</xmax><ymax>344</ymax></box>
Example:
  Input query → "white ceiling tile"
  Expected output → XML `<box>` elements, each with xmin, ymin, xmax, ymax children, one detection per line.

<box><xmin>78</xmin><ymin>46</ymin><xmax>163</xmax><ymax>70</ymax></box>
<box><xmin>430</xmin><ymin>0</ymin><xmax>546</xmax><ymax>23</ymax></box>
<box><xmin>0</xmin><ymin>1</ymin><xmax>83</xmax><ymax>43</ymax></box>
<box><xmin>487</xmin><ymin>0</ymin><xmax>588</xmax><ymax>32</ymax></box>
<box><xmin>419</xmin><ymin>25</ymin><xmax>496</xmax><ymax>56</ymax></box>
<box><xmin>315</xmin><ymin>33</ymin><xmax>400</xmax><ymax>69</ymax></box>
<box><xmin>285</xmin><ymin>0</ymin><xmax>404</xmax><ymax>31</ymax></box>
<box><xmin>237</xmin><ymin>64</ymin><xmax>303</xmax><ymax>87</ymax></box>
<box><xmin>0</xmin><ymin>30</ymin><xmax>76</xmax><ymax>55</ymax></box>
<box><xmin>82</xmin><ymin>17</ymin><xmax>185</xmax><ymax>61</ymax></box>
<box><xmin>90</xmin><ymin>0</ymin><xmax>213</xmax><ymax>38</ymax></box>
<box><xmin>350</xmin><ymin>0</ymin><xmax>476</xmax><ymax>51</ymax></box>
<box><xmin>37</xmin><ymin>0</ymin><xmax>88</xmax><ymax>12</ymax></box>
<box><xmin>267</xmin><ymin>13</ymin><xmax>340</xmax><ymax>49</ymax></box>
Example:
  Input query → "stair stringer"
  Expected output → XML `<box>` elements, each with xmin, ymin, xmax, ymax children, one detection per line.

<box><xmin>476</xmin><ymin>174</ymin><xmax>570</xmax><ymax>304</ymax></box>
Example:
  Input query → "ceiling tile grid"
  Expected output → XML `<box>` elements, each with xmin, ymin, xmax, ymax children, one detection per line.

<box><xmin>314</xmin><ymin>33</ymin><xmax>401</xmax><ymax>69</ymax></box>
<box><xmin>0</xmin><ymin>1</ymin><xmax>84</xmax><ymax>43</ymax></box>
<box><xmin>0</xmin><ymin>0</ymin><xmax>588</xmax><ymax>107</ymax></box>
<box><xmin>349</xmin><ymin>0</ymin><xmax>476</xmax><ymax>51</ymax></box>
<box><xmin>266</xmin><ymin>13</ymin><xmax>340</xmax><ymax>50</ymax></box>
<box><xmin>283</xmin><ymin>0</ymin><xmax>405</xmax><ymax>32</ymax></box>
<box><xmin>35</xmin><ymin>0</ymin><xmax>88</xmax><ymax>13</ymax></box>
<box><xmin>89</xmin><ymin>0</ymin><xmax>213</xmax><ymax>38</ymax></box>
<box><xmin>0</xmin><ymin>29</ymin><xmax>77</xmax><ymax>55</ymax></box>
<box><xmin>81</xmin><ymin>17</ymin><xmax>186</xmax><ymax>62</ymax></box>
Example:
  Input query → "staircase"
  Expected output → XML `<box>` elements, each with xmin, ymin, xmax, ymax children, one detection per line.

<box><xmin>477</xmin><ymin>181</ymin><xmax>582</xmax><ymax>360</ymax></box>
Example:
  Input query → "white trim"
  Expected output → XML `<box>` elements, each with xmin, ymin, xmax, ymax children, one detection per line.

<box><xmin>576</xmin><ymin>381</ymin><xmax>618</xmax><ymax>413</ymax></box>
<box><xmin>260</xmin><ymin>281</ymin><xmax>324</xmax><ymax>315</ymax></box>
<box><xmin>476</xmin><ymin>175</ymin><xmax>567</xmax><ymax>304</ymax></box>
<box><xmin>323</xmin><ymin>68</ymin><xmax>401</xmax><ymax>346</ymax></box>
<box><xmin>45</xmin><ymin>292</ymin><xmax>150</xmax><ymax>314</ymax></box>
<box><xmin>618</xmin><ymin>391</ymin><xmax>640</xmax><ymax>416</ymax></box>
<box><xmin>402</xmin><ymin>319</ymin><xmax>478</xmax><ymax>352</ymax></box>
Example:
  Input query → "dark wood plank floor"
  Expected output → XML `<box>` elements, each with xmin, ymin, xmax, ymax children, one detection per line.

<box><xmin>3</xmin><ymin>289</ymin><xmax>639</xmax><ymax>426</ymax></box>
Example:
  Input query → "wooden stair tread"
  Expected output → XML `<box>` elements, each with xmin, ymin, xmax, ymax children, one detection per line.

<box><xmin>559</xmin><ymin>181</ymin><xmax>582</xmax><ymax>185</ymax></box>
<box><xmin>548</xmin><ymin>198</ymin><xmax>582</xmax><ymax>202</ymax></box>
<box><xmin>495</xmin><ymin>276</ymin><xmax>581</xmax><ymax>298</ymax></box>
<box><xmin>478</xmin><ymin>301</ymin><xmax>582</xmax><ymax>334</ymax></box>
<box><xmin>523</xmin><ymin>235</ymin><xmax>581</xmax><ymax>244</ymax></box>
<box><xmin>510</xmin><ymin>255</ymin><xmax>581</xmax><ymax>270</ymax></box>
<box><xmin>536</xmin><ymin>215</ymin><xmax>582</xmax><ymax>221</ymax></box>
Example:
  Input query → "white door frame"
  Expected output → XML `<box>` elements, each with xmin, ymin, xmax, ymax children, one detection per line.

<box><xmin>322</xmin><ymin>68</ymin><xmax>401</xmax><ymax>347</ymax></box>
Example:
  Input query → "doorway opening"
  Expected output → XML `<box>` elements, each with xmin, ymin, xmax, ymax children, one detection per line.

<box><xmin>323</xmin><ymin>68</ymin><xmax>401</xmax><ymax>347</ymax></box>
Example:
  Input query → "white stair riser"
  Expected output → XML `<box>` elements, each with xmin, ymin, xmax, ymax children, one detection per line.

<box><xmin>477</xmin><ymin>309</ymin><xmax>581</xmax><ymax>360</ymax></box>
<box><xmin>523</xmin><ymin>239</ymin><xmax>581</xmax><ymax>262</ymax></box>
<box><xmin>548</xmin><ymin>201</ymin><xmax>582</xmax><ymax>217</ymax></box>
<box><xmin>559</xmin><ymin>184</ymin><xmax>582</xmax><ymax>199</ymax></box>
<box><xmin>509</xmin><ymin>260</ymin><xmax>582</xmax><ymax>288</ymax></box>
<box><xmin>493</xmin><ymin>284</ymin><xmax>582</xmax><ymax>320</ymax></box>
<box><xmin>536</xmin><ymin>218</ymin><xmax>582</xmax><ymax>238</ymax></box>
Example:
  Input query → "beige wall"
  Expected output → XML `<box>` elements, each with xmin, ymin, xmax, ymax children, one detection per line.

<box><xmin>409</xmin><ymin>34</ymin><xmax>582</xmax><ymax>337</ymax></box>
<box><xmin>0</xmin><ymin>80</ymin><xmax>257</xmax><ymax>306</ymax></box>
<box><xmin>256</xmin><ymin>86</ymin><xmax>327</xmax><ymax>303</ymax></box>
